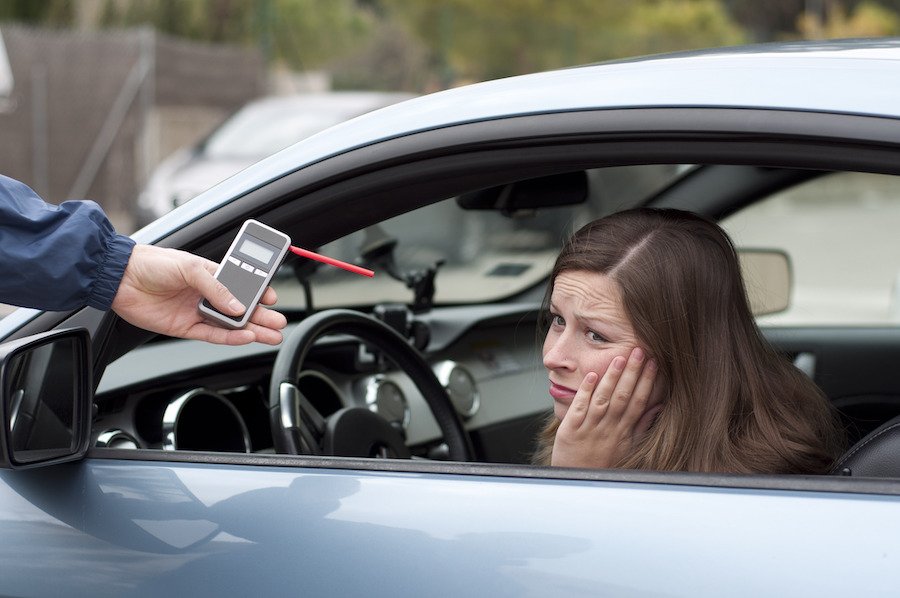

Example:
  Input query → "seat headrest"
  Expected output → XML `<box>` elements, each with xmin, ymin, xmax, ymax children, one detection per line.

<box><xmin>832</xmin><ymin>415</ymin><xmax>900</xmax><ymax>477</ymax></box>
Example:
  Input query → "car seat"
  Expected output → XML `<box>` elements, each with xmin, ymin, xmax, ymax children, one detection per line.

<box><xmin>832</xmin><ymin>414</ymin><xmax>900</xmax><ymax>477</ymax></box>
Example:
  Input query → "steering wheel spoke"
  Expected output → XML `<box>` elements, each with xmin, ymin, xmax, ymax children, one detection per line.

<box><xmin>278</xmin><ymin>382</ymin><xmax>325</xmax><ymax>455</ymax></box>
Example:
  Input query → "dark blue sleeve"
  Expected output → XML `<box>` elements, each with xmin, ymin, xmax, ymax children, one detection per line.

<box><xmin>0</xmin><ymin>175</ymin><xmax>136</xmax><ymax>312</ymax></box>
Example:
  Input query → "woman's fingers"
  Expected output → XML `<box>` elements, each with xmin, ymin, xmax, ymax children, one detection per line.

<box><xmin>585</xmin><ymin>348</ymin><xmax>659</xmax><ymax>431</ymax></box>
<box><xmin>602</xmin><ymin>348</ymin><xmax>646</xmax><ymax>422</ymax></box>
<box><xmin>623</xmin><ymin>357</ymin><xmax>658</xmax><ymax>426</ymax></box>
<box><xmin>561</xmin><ymin>371</ymin><xmax>599</xmax><ymax>429</ymax></box>
<box><xmin>583</xmin><ymin>355</ymin><xmax>624</xmax><ymax>425</ymax></box>
<box><xmin>553</xmin><ymin>347</ymin><xmax>661</xmax><ymax>468</ymax></box>
<box><xmin>565</xmin><ymin>347</ymin><xmax>660</xmax><ymax>433</ymax></box>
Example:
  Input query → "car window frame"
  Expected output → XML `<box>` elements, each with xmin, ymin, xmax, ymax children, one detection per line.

<box><xmin>90</xmin><ymin>446</ymin><xmax>900</xmax><ymax>497</ymax></box>
<box><xmin>11</xmin><ymin>106</ymin><xmax>900</xmax><ymax>496</ymax></box>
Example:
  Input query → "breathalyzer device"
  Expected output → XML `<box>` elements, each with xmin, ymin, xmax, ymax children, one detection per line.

<box><xmin>199</xmin><ymin>219</ymin><xmax>291</xmax><ymax>329</ymax></box>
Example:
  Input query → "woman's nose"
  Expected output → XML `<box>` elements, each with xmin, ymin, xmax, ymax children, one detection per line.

<box><xmin>543</xmin><ymin>333</ymin><xmax>573</xmax><ymax>370</ymax></box>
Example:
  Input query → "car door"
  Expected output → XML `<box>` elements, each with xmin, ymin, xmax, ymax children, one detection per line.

<box><xmin>3</xmin><ymin>103</ymin><xmax>900</xmax><ymax>597</ymax></box>
<box><xmin>4</xmin><ymin>457</ymin><xmax>900</xmax><ymax>597</ymax></box>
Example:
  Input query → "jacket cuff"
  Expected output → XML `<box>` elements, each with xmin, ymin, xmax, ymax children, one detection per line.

<box><xmin>86</xmin><ymin>233</ymin><xmax>136</xmax><ymax>311</ymax></box>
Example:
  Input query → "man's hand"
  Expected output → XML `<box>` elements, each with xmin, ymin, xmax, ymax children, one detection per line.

<box><xmin>551</xmin><ymin>347</ymin><xmax>661</xmax><ymax>468</ymax></box>
<box><xmin>111</xmin><ymin>244</ymin><xmax>287</xmax><ymax>345</ymax></box>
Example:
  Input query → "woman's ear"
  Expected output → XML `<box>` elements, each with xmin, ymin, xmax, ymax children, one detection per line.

<box><xmin>647</xmin><ymin>363</ymin><xmax>667</xmax><ymax>408</ymax></box>
<box><xmin>636</xmin><ymin>404</ymin><xmax>664</xmax><ymax>436</ymax></box>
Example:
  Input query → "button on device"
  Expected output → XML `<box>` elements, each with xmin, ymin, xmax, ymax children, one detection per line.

<box><xmin>240</xmin><ymin>262</ymin><xmax>254</xmax><ymax>272</ymax></box>
<box><xmin>254</xmin><ymin>268</ymin><xmax>267</xmax><ymax>277</ymax></box>
<box><xmin>227</xmin><ymin>256</ymin><xmax>241</xmax><ymax>266</ymax></box>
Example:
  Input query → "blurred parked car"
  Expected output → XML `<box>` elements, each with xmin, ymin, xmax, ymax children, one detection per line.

<box><xmin>3</xmin><ymin>40</ymin><xmax>900</xmax><ymax>596</ymax></box>
<box><xmin>135</xmin><ymin>91</ymin><xmax>414</xmax><ymax>226</ymax></box>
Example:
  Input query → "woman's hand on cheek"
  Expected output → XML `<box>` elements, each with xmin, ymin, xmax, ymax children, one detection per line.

<box><xmin>551</xmin><ymin>347</ymin><xmax>660</xmax><ymax>468</ymax></box>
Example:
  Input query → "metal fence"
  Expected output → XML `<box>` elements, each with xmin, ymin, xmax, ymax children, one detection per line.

<box><xmin>0</xmin><ymin>25</ymin><xmax>264</xmax><ymax>231</ymax></box>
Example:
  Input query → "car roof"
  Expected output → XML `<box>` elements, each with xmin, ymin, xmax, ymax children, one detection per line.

<box><xmin>137</xmin><ymin>38</ymin><xmax>900</xmax><ymax>242</ymax></box>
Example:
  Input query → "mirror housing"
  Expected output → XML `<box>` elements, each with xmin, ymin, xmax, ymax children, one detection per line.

<box><xmin>0</xmin><ymin>328</ymin><xmax>92</xmax><ymax>469</ymax></box>
<box><xmin>457</xmin><ymin>171</ymin><xmax>588</xmax><ymax>213</ymax></box>
<box><xmin>738</xmin><ymin>249</ymin><xmax>792</xmax><ymax>316</ymax></box>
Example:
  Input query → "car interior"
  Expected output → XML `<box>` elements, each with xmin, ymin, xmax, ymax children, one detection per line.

<box><xmin>83</xmin><ymin>160</ymin><xmax>900</xmax><ymax>479</ymax></box>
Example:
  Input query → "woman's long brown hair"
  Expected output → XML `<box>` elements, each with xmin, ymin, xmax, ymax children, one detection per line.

<box><xmin>534</xmin><ymin>208</ymin><xmax>844</xmax><ymax>474</ymax></box>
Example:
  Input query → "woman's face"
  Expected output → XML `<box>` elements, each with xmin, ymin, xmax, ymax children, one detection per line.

<box><xmin>543</xmin><ymin>270</ymin><xmax>644</xmax><ymax>421</ymax></box>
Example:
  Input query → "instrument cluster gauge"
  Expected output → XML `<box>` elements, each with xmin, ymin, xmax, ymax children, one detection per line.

<box><xmin>364</xmin><ymin>376</ymin><xmax>411</xmax><ymax>429</ymax></box>
<box><xmin>95</xmin><ymin>430</ymin><xmax>139</xmax><ymax>449</ymax></box>
<box><xmin>434</xmin><ymin>361</ymin><xmax>480</xmax><ymax>418</ymax></box>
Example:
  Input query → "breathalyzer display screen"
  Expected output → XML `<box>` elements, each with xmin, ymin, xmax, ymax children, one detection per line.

<box><xmin>238</xmin><ymin>236</ymin><xmax>276</xmax><ymax>264</ymax></box>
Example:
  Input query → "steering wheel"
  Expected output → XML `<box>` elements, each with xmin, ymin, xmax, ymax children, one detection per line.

<box><xmin>268</xmin><ymin>309</ymin><xmax>474</xmax><ymax>461</ymax></box>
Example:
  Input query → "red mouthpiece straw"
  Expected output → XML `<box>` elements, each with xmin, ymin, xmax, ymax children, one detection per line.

<box><xmin>289</xmin><ymin>246</ymin><xmax>374</xmax><ymax>277</ymax></box>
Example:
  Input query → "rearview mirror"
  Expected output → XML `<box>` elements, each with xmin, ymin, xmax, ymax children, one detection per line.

<box><xmin>457</xmin><ymin>171</ymin><xmax>588</xmax><ymax>213</ymax></box>
<box><xmin>738</xmin><ymin>249</ymin><xmax>792</xmax><ymax>316</ymax></box>
<box><xmin>0</xmin><ymin>328</ymin><xmax>92</xmax><ymax>469</ymax></box>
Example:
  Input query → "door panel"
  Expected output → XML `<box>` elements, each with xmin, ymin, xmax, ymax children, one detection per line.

<box><xmin>764</xmin><ymin>327</ymin><xmax>900</xmax><ymax>444</ymax></box>
<box><xmin>2</xmin><ymin>459</ymin><xmax>899</xmax><ymax>597</ymax></box>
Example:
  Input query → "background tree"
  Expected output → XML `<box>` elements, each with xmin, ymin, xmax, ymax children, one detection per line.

<box><xmin>381</xmin><ymin>0</ymin><xmax>745</xmax><ymax>84</ymax></box>
<box><xmin>3</xmin><ymin>0</ymin><xmax>900</xmax><ymax>91</ymax></box>
<box><xmin>0</xmin><ymin>0</ymin><xmax>73</xmax><ymax>27</ymax></box>
<box><xmin>98</xmin><ymin>0</ymin><xmax>374</xmax><ymax>73</ymax></box>
<box><xmin>797</xmin><ymin>0</ymin><xmax>900</xmax><ymax>38</ymax></box>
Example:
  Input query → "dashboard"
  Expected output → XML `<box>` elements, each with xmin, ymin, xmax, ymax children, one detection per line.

<box><xmin>93</xmin><ymin>304</ymin><xmax>550</xmax><ymax>464</ymax></box>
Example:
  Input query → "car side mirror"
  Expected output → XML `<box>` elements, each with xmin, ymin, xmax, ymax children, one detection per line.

<box><xmin>738</xmin><ymin>249</ymin><xmax>792</xmax><ymax>316</ymax></box>
<box><xmin>0</xmin><ymin>328</ymin><xmax>92</xmax><ymax>469</ymax></box>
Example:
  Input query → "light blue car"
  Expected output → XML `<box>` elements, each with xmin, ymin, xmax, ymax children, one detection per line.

<box><xmin>3</xmin><ymin>39</ymin><xmax>900</xmax><ymax>596</ymax></box>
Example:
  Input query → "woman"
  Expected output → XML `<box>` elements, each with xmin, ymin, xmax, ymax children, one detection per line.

<box><xmin>535</xmin><ymin>208</ymin><xmax>844</xmax><ymax>473</ymax></box>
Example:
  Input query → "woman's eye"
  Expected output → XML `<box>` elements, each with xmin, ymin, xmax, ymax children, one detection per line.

<box><xmin>588</xmin><ymin>330</ymin><xmax>607</xmax><ymax>343</ymax></box>
<box><xmin>550</xmin><ymin>313</ymin><xmax>564</xmax><ymax>326</ymax></box>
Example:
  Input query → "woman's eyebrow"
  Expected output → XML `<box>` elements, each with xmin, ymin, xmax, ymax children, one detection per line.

<box><xmin>575</xmin><ymin>310</ymin><xmax>606</xmax><ymax>326</ymax></box>
<box><xmin>575</xmin><ymin>308</ymin><xmax>626</xmax><ymax>335</ymax></box>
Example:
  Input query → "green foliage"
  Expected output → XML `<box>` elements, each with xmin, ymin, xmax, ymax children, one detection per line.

<box><xmin>622</xmin><ymin>0</ymin><xmax>747</xmax><ymax>55</ymax></box>
<box><xmin>798</xmin><ymin>0</ymin><xmax>900</xmax><ymax>38</ymax></box>
<box><xmin>99</xmin><ymin>0</ymin><xmax>257</xmax><ymax>43</ymax></box>
<box><xmin>2</xmin><ymin>0</ymin><xmax>899</xmax><ymax>90</ymax></box>
<box><xmin>0</xmin><ymin>0</ymin><xmax>73</xmax><ymax>26</ymax></box>
<box><xmin>97</xmin><ymin>0</ymin><xmax>373</xmax><ymax>70</ymax></box>
<box><xmin>382</xmin><ymin>0</ymin><xmax>746</xmax><ymax>83</ymax></box>
<box><xmin>329</xmin><ymin>20</ymin><xmax>429</xmax><ymax>91</ymax></box>
<box><xmin>267</xmin><ymin>0</ymin><xmax>373</xmax><ymax>69</ymax></box>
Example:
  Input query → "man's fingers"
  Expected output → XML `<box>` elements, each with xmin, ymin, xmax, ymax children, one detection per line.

<box><xmin>249</xmin><ymin>304</ymin><xmax>287</xmax><ymax>330</ymax></box>
<box><xmin>245</xmin><ymin>305</ymin><xmax>287</xmax><ymax>345</ymax></box>
<box><xmin>184</xmin><ymin>321</ymin><xmax>256</xmax><ymax>346</ymax></box>
<box><xmin>185</xmin><ymin>318</ymin><xmax>282</xmax><ymax>347</ymax></box>
<box><xmin>194</xmin><ymin>255</ymin><xmax>279</xmax><ymax>312</ymax></box>
<box><xmin>259</xmin><ymin>286</ymin><xmax>278</xmax><ymax>306</ymax></box>
<box><xmin>246</xmin><ymin>322</ymin><xmax>284</xmax><ymax>345</ymax></box>
<box><xmin>185</xmin><ymin>255</ymin><xmax>245</xmax><ymax>316</ymax></box>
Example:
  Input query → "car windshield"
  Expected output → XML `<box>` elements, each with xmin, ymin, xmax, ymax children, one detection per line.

<box><xmin>271</xmin><ymin>164</ymin><xmax>691</xmax><ymax>310</ymax></box>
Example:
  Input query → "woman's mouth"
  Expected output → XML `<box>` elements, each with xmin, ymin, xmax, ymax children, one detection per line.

<box><xmin>549</xmin><ymin>381</ymin><xmax>576</xmax><ymax>401</ymax></box>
